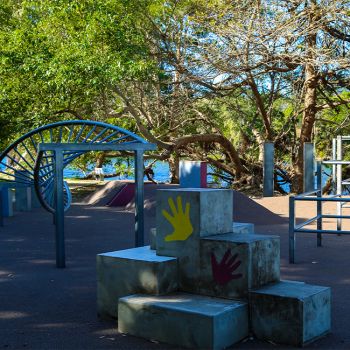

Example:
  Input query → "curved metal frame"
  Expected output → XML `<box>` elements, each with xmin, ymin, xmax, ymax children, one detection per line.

<box><xmin>0</xmin><ymin>120</ymin><xmax>149</xmax><ymax>213</ymax></box>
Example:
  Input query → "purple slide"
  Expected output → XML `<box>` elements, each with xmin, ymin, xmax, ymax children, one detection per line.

<box><xmin>107</xmin><ymin>183</ymin><xmax>135</xmax><ymax>207</ymax></box>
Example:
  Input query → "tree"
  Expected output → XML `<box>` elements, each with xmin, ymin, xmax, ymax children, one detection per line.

<box><xmin>165</xmin><ymin>0</ymin><xmax>350</xmax><ymax>191</ymax></box>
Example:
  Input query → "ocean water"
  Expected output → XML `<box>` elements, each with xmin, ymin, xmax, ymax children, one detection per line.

<box><xmin>64</xmin><ymin>160</ymin><xmax>228</xmax><ymax>186</ymax></box>
<box><xmin>64</xmin><ymin>159</ymin><xmax>171</xmax><ymax>182</ymax></box>
<box><xmin>64</xmin><ymin>159</ymin><xmax>330</xmax><ymax>192</ymax></box>
<box><xmin>0</xmin><ymin>156</ymin><xmax>331</xmax><ymax>192</ymax></box>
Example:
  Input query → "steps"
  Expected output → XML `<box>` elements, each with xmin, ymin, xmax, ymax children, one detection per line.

<box><xmin>118</xmin><ymin>293</ymin><xmax>248</xmax><ymax>350</ymax></box>
<box><xmin>250</xmin><ymin>281</ymin><xmax>331</xmax><ymax>346</ymax></box>
<box><xmin>97</xmin><ymin>246</ymin><xmax>178</xmax><ymax>319</ymax></box>
<box><xmin>97</xmin><ymin>188</ymin><xmax>331</xmax><ymax>348</ymax></box>
<box><xmin>200</xmin><ymin>233</ymin><xmax>280</xmax><ymax>298</ymax></box>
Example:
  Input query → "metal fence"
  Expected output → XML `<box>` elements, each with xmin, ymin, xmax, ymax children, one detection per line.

<box><xmin>289</xmin><ymin>161</ymin><xmax>350</xmax><ymax>263</ymax></box>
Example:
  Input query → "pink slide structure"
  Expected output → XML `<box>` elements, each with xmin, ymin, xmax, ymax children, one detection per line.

<box><xmin>107</xmin><ymin>183</ymin><xmax>135</xmax><ymax>207</ymax></box>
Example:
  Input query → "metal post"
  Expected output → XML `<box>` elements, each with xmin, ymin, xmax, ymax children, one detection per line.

<box><xmin>316</xmin><ymin>161</ymin><xmax>322</xmax><ymax>247</ymax></box>
<box><xmin>54</xmin><ymin>150</ymin><xmax>65</xmax><ymax>268</ymax></box>
<box><xmin>289</xmin><ymin>196</ymin><xmax>296</xmax><ymax>263</ymax></box>
<box><xmin>332</xmin><ymin>138</ymin><xmax>336</xmax><ymax>194</ymax></box>
<box><xmin>336</xmin><ymin>136</ymin><xmax>342</xmax><ymax>232</ymax></box>
<box><xmin>263</xmin><ymin>142</ymin><xmax>274</xmax><ymax>197</ymax></box>
<box><xmin>303</xmin><ymin>143</ymin><xmax>314</xmax><ymax>192</ymax></box>
<box><xmin>0</xmin><ymin>190</ymin><xmax>3</xmax><ymax>227</ymax></box>
<box><xmin>134</xmin><ymin>150</ymin><xmax>144</xmax><ymax>247</ymax></box>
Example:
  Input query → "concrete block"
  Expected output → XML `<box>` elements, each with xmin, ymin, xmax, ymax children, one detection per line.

<box><xmin>179</xmin><ymin>160</ymin><xmax>207</xmax><ymax>188</ymax></box>
<box><xmin>250</xmin><ymin>281</ymin><xmax>331</xmax><ymax>346</ymax></box>
<box><xmin>96</xmin><ymin>246</ymin><xmax>178</xmax><ymax>319</ymax></box>
<box><xmin>156</xmin><ymin>189</ymin><xmax>233</xmax><ymax>291</ymax></box>
<box><xmin>31</xmin><ymin>186</ymin><xmax>42</xmax><ymax>208</ymax></box>
<box><xmin>200</xmin><ymin>233</ymin><xmax>280</xmax><ymax>298</ymax></box>
<box><xmin>157</xmin><ymin>189</ymin><xmax>233</xmax><ymax>243</ymax></box>
<box><xmin>0</xmin><ymin>186</ymin><xmax>14</xmax><ymax>217</ymax></box>
<box><xmin>232</xmin><ymin>222</ymin><xmax>254</xmax><ymax>234</ymax></box>
<box><xmin>150</xmin><ymin>228</ymin><xmax>156</xmax><ymax>250</ymax></box>
<box><xmin>118</xmin><ymin>293</ymin><xmax>248</xmax><ymax>350</ymax></box>
<box><xmin>15</xmin><ymin>186</ymin><xmax>31</xmax><ymax>211</ymax></box>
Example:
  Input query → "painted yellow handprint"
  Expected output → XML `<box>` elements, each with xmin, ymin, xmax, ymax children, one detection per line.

<box><xmin>162</xmin><ymin>196</ymin><xmax>193</xmax><ymax>242</ymax></box>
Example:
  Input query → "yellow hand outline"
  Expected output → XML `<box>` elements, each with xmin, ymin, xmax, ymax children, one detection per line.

<box><xmin>162</xmin><ymin>196</ymin><xmax>193</xmax><ymax>242</ymax></box>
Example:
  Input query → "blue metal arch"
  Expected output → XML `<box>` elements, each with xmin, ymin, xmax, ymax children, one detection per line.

<box><xmin>0</xmin><ymin>120</ymin><xmax>149</xmax><ymax>213</ymax></box>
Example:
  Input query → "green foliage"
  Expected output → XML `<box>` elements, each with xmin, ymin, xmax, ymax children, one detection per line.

<box><xmin>0</xmin><ymin>0</ymin><xmax>159</xmax><ymax>147</ymax></box>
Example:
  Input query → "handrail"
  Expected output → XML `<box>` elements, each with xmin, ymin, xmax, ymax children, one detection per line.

<box><xmin>295</xmin><ymin>189</ymin><xmax>321</xmax><ymax>198</ymax></box>
<box><xmin>289</xmin><ymin>188</ymin><xmax>350</xmax><ymax>263</ymax></box>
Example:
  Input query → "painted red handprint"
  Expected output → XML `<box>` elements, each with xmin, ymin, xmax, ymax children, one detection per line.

<box><xmin>211</xmin><ymin>249</ymin><xmax>242</xmax><ymax>285</ymax></box>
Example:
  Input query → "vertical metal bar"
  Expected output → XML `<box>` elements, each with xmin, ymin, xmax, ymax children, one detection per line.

<box><xmin>289</xmin><ymin>196</ymin><xmax>296</xmax><ymax>264</ymax></box>
<box><xmin>134</xmin><ymin>150</ymin><xmax>144</xmax><ymax>247</ymax></box>
<box><xmin>332</xmin><ymin>138</ymin><xmax>336</xmax><ymax>194</ymax></box>
<box><xmin>54</xmin><ymin>149</ymin><xmax>65</xmax><ymax>268</ymax></box>
<box><xmin>263</xmin><ymin>142</ymin><xmax>274</xmax><ymax>197</ymax></box>
<box><xmin>337</xmin><ymin>135</ymin><xmax>342</xmax><ymax>232</ymax></box>
<box><xmin>0</xmin><ymin>188</ymin><xmax>3</xmax><ymax>227</ymax></box>
<box><xmin>303</xmin><ymin>142</ymin><xmax>315</xmax><ymax>192</ymax></box>
<box><xmin>316</xmin><ymin>161</ymin><xmax>322</xmax><ymax>247</ymax></box>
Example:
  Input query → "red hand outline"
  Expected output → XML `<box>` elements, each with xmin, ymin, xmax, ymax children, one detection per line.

<box><xmin>211</xmin><ymin>248</ymin><xmax>242</xmax><ymax>285</ymax></box>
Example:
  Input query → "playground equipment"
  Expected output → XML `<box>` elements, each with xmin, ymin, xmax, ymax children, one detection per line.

<box><xmin>0</xmin><ymin>120</ymin><xmax>149</xmax><ymax>213</ymax></box>
<box><xmin>289</xmin><ymin>136</ymin><xmax>350</xmax><ymax>263</ymax></box>
<box><xmin>263</xmin><ymin>142</ymin><xmax>274</xmax><ymax>196</ymax></box>
<box><xmin>97</xmin><ymin>188</ymin><xmax>331</xmax><ymax>348</ymax></box>
<box><xmin>263</xmin><ymin>142</ymin><xmax>316</xmax><ymax>196</ymax></box>
<box><xmin>0</xmin><ymin>120</ymin><xmax>156</xmax><ymax>267</ymax></box>
<box><xmin>179</xmin><ymin>160</ymin><xmax>207</xmax><ymax>188</ymax></box>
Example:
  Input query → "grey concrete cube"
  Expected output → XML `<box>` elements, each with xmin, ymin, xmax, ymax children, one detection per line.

<box><xmin>232</xmin><ymin>222</ymin><xmax>254</xmax><ymax>234</ymax></box>
<box><xmin>156</xmin><ymin>189</ymin><xmax>233</xmax><ymax>292</ymax></box>
<box><xmin>31</xmin><ymin>186</ymin><xmax>42</xmax><ymax>208</ymax></box>
<box><xmin>250</xmin><ymin>281</ymin><xmax>331</xmax><ymax>346</ymax></box>
<box><xmin>0</xmin><ymin>186</ymin><xmax>14</xmax><ymax>217</ymax></box>
<box><xmin>156</xmin><ymin>189</ymin><xmax>233</xmax><ymax>247</ymax></box>
<box><xmin>200</xmin><ymin>233</ymin><xmax>280</xmax><ymax>298</ymax></box>
<box><xmin>15</xmin><ymin>186</ymin><xmax>31</xmax><ymax>211</ymax></box>
<box><xmin>96</xmin><ymin>246</ymin><xmax>178</xmax><ymax>320</ymax></box>
<box><xmin>118</xmin><ymin>293</ymin><xmax>248</xmax><ymax>350</ymax></box>
<box><xmin>149</xmin><ymin>227</ymin><xmax>156</xmax><ymax>250</ymax></box>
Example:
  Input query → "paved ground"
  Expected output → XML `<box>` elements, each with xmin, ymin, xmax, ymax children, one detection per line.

<box><xmin>1</xmin><ymin>188</ymin><xmax>350</xmax><ymax>349</ymax></box>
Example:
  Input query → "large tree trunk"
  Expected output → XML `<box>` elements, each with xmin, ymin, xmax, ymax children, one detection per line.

<box><xmin>169</xmin><ymin>154</ymin><xmax>179</xmax><ymax>184</ymax></box>
<box><xmin>96</xmin><ymin>152</ymin><xmax>106</xmax><ymax>168</ymax></box>
<box><xmin>292</xmin><ymin>4</ymin><xmax>318</xmax><ymax>193</ymax></box>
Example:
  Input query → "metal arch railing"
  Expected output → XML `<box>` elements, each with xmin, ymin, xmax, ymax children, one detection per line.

<box><xmin>0</xmin><ymin>120</ymin><xmax>148</xmax><ymax>213</ymax></box>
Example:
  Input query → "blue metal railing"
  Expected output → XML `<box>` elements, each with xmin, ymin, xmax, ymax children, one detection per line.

<box><xmin>289</xmin><ymin>162</ymin><xmax>350</xmax><ymax>263</ymax></box>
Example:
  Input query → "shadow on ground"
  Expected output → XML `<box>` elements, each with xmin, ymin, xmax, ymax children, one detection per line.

<box><xmin>0</xmin><ymin>186</ymin><xmax>349</xmax><ymax>349</ymax></box>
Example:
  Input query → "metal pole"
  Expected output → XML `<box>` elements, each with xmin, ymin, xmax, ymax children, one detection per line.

<box><xmin>303</xmin><ymin>143</ymin><xmax>315</xmax><ymax>192</ymax></box>
<box><xmin>336</xmin><ymin>136</ymin><xmax>342</xmax><ymax>232</ymax></box>
<box><xmin>54</xmin><ymin>150</ymin><xmax>65</xmax><ymax>268</ymax></box>
<box><xmin>332</xmin><ymin>138</ymin><xmax>336</xmax><ymax>194</ymax></box>
<box><xmin>316</xmin><ymin>161</ymin><xmax>322</xmax><ymax>247</ymax></box>
<box><xmin>289</xmin><ymin>196</ymin><xmax>296</xmax><ymax>264</ymax></box>
<box><xmin>0</xmin><ymin>189</ymin><xmax>3</xmax><ymax>227</ymax></box>
<box><xmin>263</xmin><ymin>142</ymin><xmax>274</xmax><ymax>197</ymax></box>
<box><xmin>134</xmin><ymin>150</ymin><xmax>144</xmax><ymax>247</ymax></box>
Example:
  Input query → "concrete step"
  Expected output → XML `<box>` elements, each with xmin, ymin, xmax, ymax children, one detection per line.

<box><xmin>0</xmin><ymin>186</ymin><xmax>14</xmax><ymax>217</ymax></box>
<box><xmin>156</xmin><ymin>189</ymin><xmax>233</xmax><ymax>251</ymax></box>
<box><xmin>118</xmin><ymin>293</ymin><xmax>248</xmax><ymax>350</ymax></box>
<box><xmin>149</xmin><ymin>221</ymin><xmax>254</xmax><ymax>250</ymax></box>
<box><xmin>155</xmin><ymin>189</ymin><xmax>233</xmax><ymax>292</ymax></box>
<box><xmin>199</xmin><ymin>233</ymin><xmax>280</xmax><ymax>298</ymax></box>
<box><xmin>250</xmin><ymin>280</ymin><xmax>331</xmax><ymax>346</ymax></box>
<box><xmin>232</xmin><ymin>222</ymin><xmax>254</xmax><ymax>234</ymax></box>
<box><xmin>97</xmin><ymin>246</ymin><xmax>178</xmax><ymax>320</ymax></box>
<box><xmin>15</xmin><ymin>186</ymin><xmax>31</xmax><ymax>211</ymax></box>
